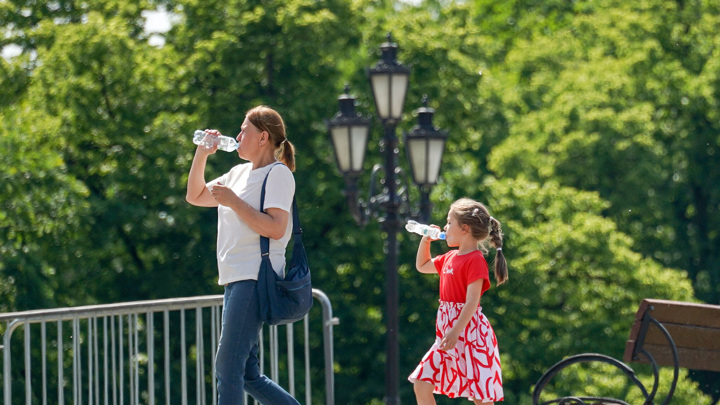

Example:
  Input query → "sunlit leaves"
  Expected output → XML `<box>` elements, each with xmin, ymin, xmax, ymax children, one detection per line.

<box><xmin>2</xmin><ymin>0</ymin><xmax>719</xmax><ymax>402</ymax></box>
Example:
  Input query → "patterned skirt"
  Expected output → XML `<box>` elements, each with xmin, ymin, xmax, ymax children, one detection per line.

<box><xmin>408</xmin><ymin>300</ymin><xmax>504</xmax><ymax>402</ymax></box>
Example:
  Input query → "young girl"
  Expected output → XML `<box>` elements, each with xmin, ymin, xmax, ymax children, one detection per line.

<box><xmin>408</xmin><ymin>198</ymin><xmax>508</xmax><ymax>404</ymax></box>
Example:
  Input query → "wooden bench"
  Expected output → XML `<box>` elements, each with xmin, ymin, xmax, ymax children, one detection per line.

<box><xmin>532</xmin><ymin>299</ymin><xmax>720</xmax><ymax>405</ymax></box>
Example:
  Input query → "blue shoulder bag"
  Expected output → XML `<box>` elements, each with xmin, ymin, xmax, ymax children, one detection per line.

<box><xmin>256</xmin><ymin>163</ymin><xmax>313</xmax><ymax>325</ymax></box>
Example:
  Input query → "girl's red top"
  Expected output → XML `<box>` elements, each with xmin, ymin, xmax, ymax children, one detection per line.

<box><xmin>433</xmin><ymin>250</ymin><xmax>490</xmax><ymax>303</ymax></box>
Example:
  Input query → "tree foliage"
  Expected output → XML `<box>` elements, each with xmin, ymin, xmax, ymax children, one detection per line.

<box><xmin>487</xmin><ymin>0</ymin><xmax>720</xmax><ymax>305</ymax></box>
<box><xmin>1</xmin><ymin>0</ymin><xmax>718</xmax><ymax>403</ymax></box>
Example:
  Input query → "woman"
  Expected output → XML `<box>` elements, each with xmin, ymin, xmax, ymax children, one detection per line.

<box><xmin>186</xmin><ymin>105</ymin><xmax>300</xmax><ymax>405</ymax></box>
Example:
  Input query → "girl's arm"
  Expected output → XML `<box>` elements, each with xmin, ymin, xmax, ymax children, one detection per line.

<box><xmin>416</xmin><ymin>237</ymin><xmax>437</xmax><ymax>274</ymax></box>
<box><xmin>439</xmin><ymin>278</ymin><xmax>484</xmax><ymax>351</ymax></box>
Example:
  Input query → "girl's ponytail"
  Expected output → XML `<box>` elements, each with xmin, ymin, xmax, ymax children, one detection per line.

<box><xmin>488</xmin><ymin>217</ymin><xmax>508</xmax><ymax>285</ymax></box>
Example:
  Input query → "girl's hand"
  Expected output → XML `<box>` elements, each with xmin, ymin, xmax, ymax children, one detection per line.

<box><xmin>429</xmin><ymin>224</ymin><xmax>443</xmax><ymax>241</ymax></box>
<box><xmin>439</xmin><ymin>328</ymin><xmax>461</xmax><ymax>351</ymax></box>
<box><xmin>419</xmin><ymin>225</ymin><xmax>442</xmax><ymax>242</ymax></box>
<box><xmin>209</xmin><ymin>183</ymin><xmax>239</xmax><ymax>206</ymax></box>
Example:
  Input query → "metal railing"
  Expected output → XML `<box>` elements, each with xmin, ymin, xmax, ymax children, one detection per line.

<box><xmin>1</xmin><ymin>289</ymin><xmax>338</xmax><ymax>405</ymax></box>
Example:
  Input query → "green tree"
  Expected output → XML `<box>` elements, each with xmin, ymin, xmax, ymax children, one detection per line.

<box><xmin>0</xmin><ymin>103</ymin><xmax>90</xmax><ymax>311</ymax></box>
<box><xmin>487</xmin><ymin>0</ymin><xmax>720</xmax><ymax>305</ymax></box>
<box><xmin>1</xmin><ymin>0</ymin><xmax>371</xmax><ymax>402</ymax></box>
<box><xmin>2</xmin><ymin>0</ymin><xmax>718</xmax><ymax>403</ymax></box>
<box><xmin>481</xmin><ymin>2</ymin><xmax>720</xmax><ymax>397</ymax></box>
<box><xmin>484</xmin><ymin>178</ymin><xmax>708</xmax><ymax>403</ymax></box>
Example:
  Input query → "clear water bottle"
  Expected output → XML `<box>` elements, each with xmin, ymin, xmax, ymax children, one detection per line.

<box><xmin>193</xmin><ymin>130</ymin><xmax>239</xmax><ymax>152</ymax></box>
<box><xmin>405</xmin><ymin>220</ymin><xmax>446</xmax><ymax>240</ymax></box>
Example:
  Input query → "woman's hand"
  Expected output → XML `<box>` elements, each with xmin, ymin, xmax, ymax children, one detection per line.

<box><xmin>439</xmin><ymin>327</ymin><xmax>461</xmax><ymax>351</ymax></box>
<box><xmin>209</xmin><ymin>183</ymin><xmax>239</xmax><ymax>206</ymax></box>
<box><xmin>197</xmin><ymin>128</ymin><xmax>220</xmax><ymax>155</ymax></box>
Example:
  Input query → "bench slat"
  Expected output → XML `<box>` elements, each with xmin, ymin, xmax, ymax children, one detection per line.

<box><xmin>641</xmin><ymin>324</ymin><xmax>720</xmax><ymax>351</ymax></box>
<box><xmin>641</xmin><ymin>299</ymin><xmax>720</xmax><ymax>328</ymax></box>
<box><xmin>623</xmin><ymin>299</ymin><xmax>720</xmax><ymax>372</ymax></box>
<box><xmin>626</xmin><ymin>343</ymin><xmax>720</xmax><ymax>372</ymax></box>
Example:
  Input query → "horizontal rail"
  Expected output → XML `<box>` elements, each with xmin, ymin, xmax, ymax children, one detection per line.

<box><xmin>0</xmin><ymin>296</ymin><xmax>224</xmax><ymax>324</ymax></box>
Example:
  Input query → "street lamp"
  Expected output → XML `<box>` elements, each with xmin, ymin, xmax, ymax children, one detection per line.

<box><xmin>327</xmin><ymin>84</ymin><xmax>372</xmax><ymax>224</ymax></box>
<box><xmin>368</xmin><ymin>35</ymin><xmax>410</xmax><ymax>123</ymax></box>
<box><xmin>326</xmin><ymin>34</ymin><xmax>447</xmax><ymax>405</ymax></box>
<box><xmin>404</xmin><ymin>96</ymin><xmax>449</xmax><ymax>222</ymax></box>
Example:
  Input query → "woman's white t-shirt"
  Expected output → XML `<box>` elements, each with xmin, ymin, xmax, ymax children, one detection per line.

<box><xmin>206</xmin><ymin>162</ymin><xmax>295</xmax><ymax>285</ymax></box>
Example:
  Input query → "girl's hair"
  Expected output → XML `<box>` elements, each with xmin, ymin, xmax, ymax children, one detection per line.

<box><xmin>246</xmin><ymin>106</ymin><xmax>296</xmax><ymax>172</ymax></box>
<box><xmin>450</xmin><ymin>198</ymin><xmax>508</xmax><ymax>285</ymax></box>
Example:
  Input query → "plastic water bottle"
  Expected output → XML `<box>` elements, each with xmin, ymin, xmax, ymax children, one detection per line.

<box><xmin>193</xmin><ymin>130</ymin><xmax>239</xmax><ymax>152</ymax></box>
<box><xmin>405</xmin><ymin>220</ymin><xmax>446</xmax><ymax>240</ymax></box>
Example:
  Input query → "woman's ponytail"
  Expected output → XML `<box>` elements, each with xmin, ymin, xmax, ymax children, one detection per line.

<box><xmin>278</xmin><ymin>139</ymin><xmax>296</xmax><ymax>172</ymax></box>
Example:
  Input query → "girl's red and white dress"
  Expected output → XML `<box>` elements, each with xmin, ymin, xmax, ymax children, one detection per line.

<box><xmin>408</xmin><ymin>250</ymin><xmax>504</xmax><ymax>402</ymax></box>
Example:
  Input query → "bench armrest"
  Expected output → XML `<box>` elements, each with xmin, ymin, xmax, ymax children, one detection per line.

<box><xmin>531</xmin><ymin>353</ymin><xmax>648</xmax><ymax>405</ymax></box>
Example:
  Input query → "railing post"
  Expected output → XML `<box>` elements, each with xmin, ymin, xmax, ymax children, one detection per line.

<box><xmin>4</xmin><ymin>321</ymin><xmax>16</xmax><ymax>405</ymax></box>
<box><xmin>312</xmin><ymin>289</ymin><xmax>339</xmax><ymax>405</ymax></box>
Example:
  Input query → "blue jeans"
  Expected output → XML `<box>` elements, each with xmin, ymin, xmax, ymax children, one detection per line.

<box><xmin>216</xmin><ymin>280</ymin><xmax>300</xmax><ymax>405</ymax></box>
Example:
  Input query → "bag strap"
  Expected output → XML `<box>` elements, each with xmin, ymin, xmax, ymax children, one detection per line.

<box><xmin>260</xmin><ymin>163</ymin><xmax>301</xmax><ymax>256</ymax></box>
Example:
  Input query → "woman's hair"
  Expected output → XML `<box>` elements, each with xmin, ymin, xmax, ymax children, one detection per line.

<box><xmin>450</xmin><ymin>197</ymin><xmax>508</xmax><ymax>285</ymax></box>
<box><xmin>246</xmin><ymin>106</ymin><xmax>296</xmax><ymax>172</ymax></box>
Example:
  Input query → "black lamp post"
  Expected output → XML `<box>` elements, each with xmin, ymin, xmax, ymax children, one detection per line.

<box><xmin>326</xmin><ymin>34</ymin><xmax>447</xmax><ymax>405</ymax></box>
